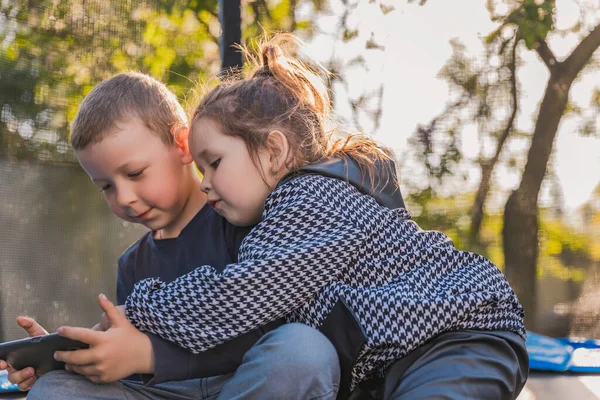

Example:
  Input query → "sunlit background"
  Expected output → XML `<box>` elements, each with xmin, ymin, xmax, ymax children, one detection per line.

<box><xmin>0</xmin><ymin>0</ymin><xmax>599</xmax><ymax>349</ymax></box>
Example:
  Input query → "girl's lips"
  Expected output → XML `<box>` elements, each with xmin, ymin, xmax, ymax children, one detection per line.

<box><xmin>208</xmin><ymin>200</ymin><xmax>221</xmax><ymax>209</ymax></box>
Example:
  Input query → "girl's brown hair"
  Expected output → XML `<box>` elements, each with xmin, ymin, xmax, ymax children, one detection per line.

<box><xmin>191</xmin><ymin>34</ymin><xmax>396</xmax><ymax>191</ymax></box>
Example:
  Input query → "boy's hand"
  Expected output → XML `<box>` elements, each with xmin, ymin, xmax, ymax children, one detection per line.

<box><xmin>0</xmin><ymin>316</ymin><xmax>49</xmax><ymax>391</ymax></box>
<box><xmin>92</xmin><ymin>304</ymin><xmax>125</xmax><ymax>332</ymax></box>
<box><xmin>54</xmin><ymin>294</ymin><xmax>155</xmax><ymax>384</ymax></box>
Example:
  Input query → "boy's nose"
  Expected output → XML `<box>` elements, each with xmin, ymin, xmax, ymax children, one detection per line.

<box><xmin>116</xmin><ymin>186</ymin><xmax>137</xmax><ymax>207</ymax></box>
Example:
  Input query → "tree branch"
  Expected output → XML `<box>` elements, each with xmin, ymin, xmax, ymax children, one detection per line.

<box><xmin>564</xmin><ymin>22</ymin><xmax>600</xmax><ymax>80</ymax></box>
<box><xmin>198</xmin><ymin>18</ymin><xmax>219</xmax><ymax>45</ymax></box>
<box><xmin>495</xmin><ymin>35</ymin><xmax>519</xmax><ymax>161</ymax></box>
<box><xmin>469</xmin><ymin>35</ymin><xmax>518</xmax><ymax>242</ymax></box>
<box><xmin>535</xmin><ymin>39</ymin><xmax>558</xmax><ymax>71</ymax></box>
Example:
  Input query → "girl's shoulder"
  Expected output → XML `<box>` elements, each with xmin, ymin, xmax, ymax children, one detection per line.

<box><xmin>270</xmin><ymin>173</ymin><xmax>367</xmax><ymax>214</ymax></box>
<box><xmin>277</xmin><ymin>172</ymin><xmax>355</xmax><ymax>196</ymax></box>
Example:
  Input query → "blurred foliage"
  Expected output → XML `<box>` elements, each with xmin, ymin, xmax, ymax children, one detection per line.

<box><xmin>408</xmin><ymin>187</ymin><xmax>600</xmax><ymax>284</ymax></box>
<box><xmin>0</xmin><ymin>0</ymin><xmax>398</xmax><ymax>162</ymax></box>
<box><xmin>0</xmin><ymin>0</ymin><xmax>325</xmax><ymax>162</ymax></box>
<box><xmin>409</xmin><ymin>0</ymin><xmax>599</xmax><ymax>231</ymax></box>
<box><xmin>406</xmin><ymin>1</ymin><xmax>600</xmax><ymax>325</ymax></box>
<box><xmin>487</xmin><ymin>0</ymin><xmax>555</xmax><ymax>49</ymax></box>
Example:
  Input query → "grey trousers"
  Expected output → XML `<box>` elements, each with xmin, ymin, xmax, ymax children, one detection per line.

<box><xmin>349</xmin><ymin>330</ymin><xmax>529</xmax><ymax>400</ymax></box>
<box><xmin>26</xmin><ymin>323</ymin><xmax>341</xmax><ymax>400</ymax></box>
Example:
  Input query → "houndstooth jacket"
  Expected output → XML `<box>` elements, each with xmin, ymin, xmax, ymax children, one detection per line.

<box><xmin>126</xmin><ymin>172</ymin><xmax>525</xmax><ymax>390</ymax></box>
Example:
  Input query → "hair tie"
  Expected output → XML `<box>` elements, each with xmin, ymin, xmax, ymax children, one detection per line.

<box><xmin>255</xmin><ymin>66</ymin><xmax>273</xmax><ymax>78</ymax></box>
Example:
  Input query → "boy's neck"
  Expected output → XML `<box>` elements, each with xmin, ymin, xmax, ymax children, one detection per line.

<box><xmin>155</xmin><ymin>172</ymin><xmax>206</xmax><ymax>240</ymax></box>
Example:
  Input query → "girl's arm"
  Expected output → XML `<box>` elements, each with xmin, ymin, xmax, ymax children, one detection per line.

<box><xmin>125</xmin><ymin>177</ymin><xmax>365</xmax><ymax>353</ymax></box>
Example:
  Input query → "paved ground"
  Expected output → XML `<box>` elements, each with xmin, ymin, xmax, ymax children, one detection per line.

<box><xmin>518</xmin><ymin>372</ymin><xmax>600</xmax><ymax>400</ymax></box>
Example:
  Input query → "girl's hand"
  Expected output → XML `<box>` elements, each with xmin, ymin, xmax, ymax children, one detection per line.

<box><xmin>54</xmin><ymin>294</ymin><xmax>155</xmax><ymax>383</ymax></box>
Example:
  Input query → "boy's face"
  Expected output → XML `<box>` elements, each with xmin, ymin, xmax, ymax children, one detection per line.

<box><xmin>76</xmin><ymin>117</ymin><xmax>194</xmax><ymax>234</ymax></box>
<box><xmin>191</xmin><ymin>118</ymin><xmax>274</xmax><ymax>227</ymax></box>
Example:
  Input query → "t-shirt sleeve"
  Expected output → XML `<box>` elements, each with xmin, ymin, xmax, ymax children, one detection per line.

<box><xmin>144</xmin><ymin>319</ymin><xmax>283</xmax><ymax>385</ymax></box>
<box><xmin>125</xmin><ymin>180</ymin><xmax>365</xmax><ymax>354</ymax></box>
<box><xmin>116</xmin><ymin>256</ymin><xmax>133</xmax><ymax>306</ymax></box>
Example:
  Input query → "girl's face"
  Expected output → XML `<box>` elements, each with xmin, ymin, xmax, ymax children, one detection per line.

<box><xmin>190</xmin><ymin>118</ymin><xmax>277</xmax><ymax>226</ymax></box>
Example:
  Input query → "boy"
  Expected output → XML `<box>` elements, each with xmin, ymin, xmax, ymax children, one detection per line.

<box><xmin>0</xmin><ymin>72</ymin><xmax>340</xmax><ymax>399</ymax></box>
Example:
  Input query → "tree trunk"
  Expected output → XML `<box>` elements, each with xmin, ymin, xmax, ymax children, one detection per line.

<box><xmin>503</xmin><ymin>74</ymin><xmax>571</xmax><ymax>329</ymax></box>
<box><xmin>503</xmin><ymin>190</ymin><xmax>540</xmax><ymax>329</ymax></box>
<box><xmin>470</xmin><ymin>162</ymin><xmax>494</xmax><ymax>246</ymax></box>
<box><xmin>503</xmin><ymin>23</ymin><xmax>600</xmax><ymax>330</ymax></box>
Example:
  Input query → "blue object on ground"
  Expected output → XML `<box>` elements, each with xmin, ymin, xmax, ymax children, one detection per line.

<box><xmin>527</xmin><ymin>331</ymin><xmax>600</xmax><ymax>373</ymax></box>
<box><xmin>0</xmin><ymin>371</ymin><xmax>18</xmax><ymax>392</ymax></box>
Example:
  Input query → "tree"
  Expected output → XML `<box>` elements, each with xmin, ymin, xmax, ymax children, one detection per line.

<box><xmin>500</xmin><ymin>0</ymin><xmax>600</xmax><ymax>328</ymax></box>
<box><xmin>411</xmin><ymin>0</ymin><xmax>600</xmax><ymax>328</ymax></box>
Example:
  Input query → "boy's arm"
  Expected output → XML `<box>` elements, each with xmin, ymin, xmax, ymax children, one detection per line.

<box><xmin>117</xmin><ymin>251</ymin><xmax>284</xmax><ymax>384</ymax></box>
<box><xmin>126</xmin><ymin>177</ymin><xmax>365</xmax><ymax>354</ymax></box>
<box><xmin>145</xmin><ymin>319</ymin><xmax>283</xmax><ymax>385</ymax></box>
<box><xmin>118</xmin><ymin>258</ymin><xmax>196</xmax><ymax>383</ymax></box>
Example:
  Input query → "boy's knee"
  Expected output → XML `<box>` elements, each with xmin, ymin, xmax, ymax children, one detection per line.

<box><xmin>239</xmin><ymin>323</ymin><xmax>340</xmax><ymax>399</ymax></box>
<box><xmin>27</xmin><ymin>370</ymin><xmax>69</xmax><ymax>400</ymax></box>
<box><xmin>257</xmin><ymin>323</ymin><xmax>340</xmax><ymax>378</ymax></box>
<box><xmin>28</xmin><ymin>369</ymin><xmax>124</xmax><ymax>400</ymax></box>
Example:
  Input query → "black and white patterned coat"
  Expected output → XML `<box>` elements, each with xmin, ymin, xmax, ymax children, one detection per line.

<box><xmin>126</xmin><ymin>173</ymin><xmax>525</xmax><ymax>389</ymax></box>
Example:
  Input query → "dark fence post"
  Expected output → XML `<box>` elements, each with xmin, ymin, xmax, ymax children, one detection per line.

<box><xmin>219</xmin><ymin>0</ymin><xmax>243</xmax><ymax>72</ymax></box>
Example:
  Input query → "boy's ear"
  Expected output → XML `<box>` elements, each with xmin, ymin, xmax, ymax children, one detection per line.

<box><xmin>266</xmin><ymin>130</ymin><xmax>290</xmax><ymax>173</ymax></box>
<box><xmin>174</xmin><ymin>126</ymin><xmax>193</xmax><ymax>164</ymax></box>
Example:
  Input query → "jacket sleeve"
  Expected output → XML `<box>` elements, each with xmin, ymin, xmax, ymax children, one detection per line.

<box><xmin>125</xmin><ymin>180</ymin><xmax>365</xmax><ymax>353</ymax></box>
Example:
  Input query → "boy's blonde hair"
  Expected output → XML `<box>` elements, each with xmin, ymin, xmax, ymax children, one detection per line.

<box><xmin>70</xmin><ymin>72</ymin><xmax>187</xmax><ymax>150</ymax></box>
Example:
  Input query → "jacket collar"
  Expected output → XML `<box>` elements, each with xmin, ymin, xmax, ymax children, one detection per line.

<box><xmin>280</xmin><ymin>155</ymin><xmax>405</xmax><ymax>209</ymax></box>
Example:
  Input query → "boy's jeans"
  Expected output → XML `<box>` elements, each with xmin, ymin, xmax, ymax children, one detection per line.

<box><xmin>27</xmin><ymin>323</ymin><xmax>341</xmax><ymax>400</ymax></box>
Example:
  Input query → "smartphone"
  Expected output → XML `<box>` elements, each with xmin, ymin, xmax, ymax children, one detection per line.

<box><xmin>0</xmin><ymin>333</ymin><xmax>89</xmax><ymax>376</ymax></box>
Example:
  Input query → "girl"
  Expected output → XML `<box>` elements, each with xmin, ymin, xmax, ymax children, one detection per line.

<box><xmin>125</xmin><ymin>35</ymin><xmax>527</xmax><ymax>398</ymax></box>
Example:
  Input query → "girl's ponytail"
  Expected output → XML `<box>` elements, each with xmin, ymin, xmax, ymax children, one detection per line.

<box><xmin>192</xmin><ymin>33</ymin><xmax>398</xmax><ymax>194</ymax></box>
<box><xmin>253</xmin><ymin>36</ymin><xmax>331</xmax><ymax>120</ymax></box>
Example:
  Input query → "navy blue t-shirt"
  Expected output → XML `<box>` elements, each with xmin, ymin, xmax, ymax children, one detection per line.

<box><xmin>117</xmin><ymin>204</ymin><xmax>282</xmax><ymax>385</ymax></box>
<box><xmin>117</xmin><ymin>204</ymin><xmax>248</xmax><ymax>302</ymax></box>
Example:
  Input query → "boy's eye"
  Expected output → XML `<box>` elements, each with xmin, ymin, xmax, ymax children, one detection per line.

<box><xmin>100</xmin><ymin>184</ymin><xmax>112</xmax><ymax>193</ymax></box>
<box><xmin>210</xmin><ymin>159</ymin><xmax>221</xmax><ymax>169</ymax></box>
<box><xmin>128</xmin><ymin>169</ymin><xmax>144</xmax><ymax>178</ymax></box>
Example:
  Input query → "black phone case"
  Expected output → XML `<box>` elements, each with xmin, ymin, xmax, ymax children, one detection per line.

<box><xmin>0</xmin><ymin>333</ymin><xmax>89</xmax><ymax>375</ymax></box>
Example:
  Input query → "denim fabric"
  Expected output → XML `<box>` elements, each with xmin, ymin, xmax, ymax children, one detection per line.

<box><xmin>26</xmin><ymin>323</ymin><xmax>340</xmax><ymax>400</ymax></box>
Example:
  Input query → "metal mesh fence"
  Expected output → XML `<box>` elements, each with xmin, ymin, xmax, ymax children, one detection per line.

<box><xmin>0</xmin><ymin>159</ymin><xmax>146</xmax><ymax>341</ymax></box>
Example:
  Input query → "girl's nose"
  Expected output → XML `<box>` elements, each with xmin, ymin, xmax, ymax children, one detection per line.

<box><xmin>199</xmin><ymin>178</ymin><xmax>210</xmax><ymax>193</ymax></box>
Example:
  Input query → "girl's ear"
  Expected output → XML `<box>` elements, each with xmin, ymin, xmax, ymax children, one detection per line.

<box><xmin>174</xmin><ymin>126</ymin><xmax>193</xmax><ymax>164</ymax></box>
<box><xmin>266</xmin><ymin>130</ymin><xmax>290</xmax><ymax>173</ymax></box>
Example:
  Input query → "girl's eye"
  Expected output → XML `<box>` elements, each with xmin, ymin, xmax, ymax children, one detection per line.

<box><xmin>210</xmin><ymin>159</ymin><xmax>221</xmax><ymax>169</ymax></box>
<box><xmin>100</xmin><ymin>184</ymin><xmax>112</xmax><ymax>193</ymax></box>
